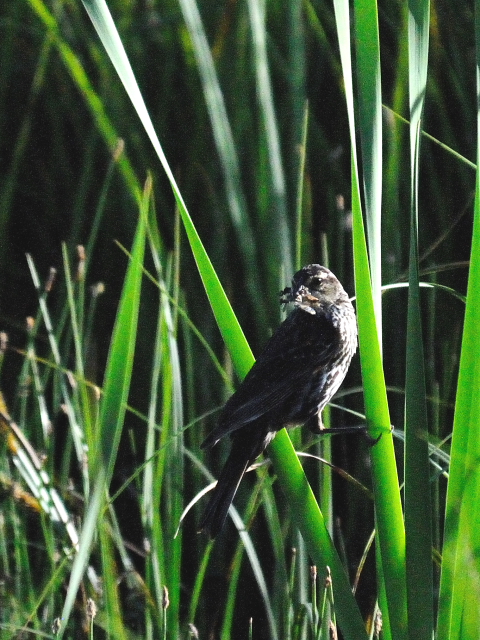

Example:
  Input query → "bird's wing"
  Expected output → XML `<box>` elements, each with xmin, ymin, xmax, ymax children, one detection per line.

<box><xmin>202</xmin><ymin>310</ymin><xmax>339</xmax><ymax>447</ymax></box>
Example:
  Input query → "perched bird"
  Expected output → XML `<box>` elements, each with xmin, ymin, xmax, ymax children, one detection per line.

<box><xmin>199</xmin><ymin>264</ymin><xmax>358</xmax><ymax>537</ymax></box>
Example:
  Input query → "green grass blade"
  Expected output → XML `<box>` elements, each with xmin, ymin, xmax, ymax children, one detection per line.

<box><xmin>98</xmin><ymin>523</ymin><xmax>128</xmax><ymax>638</ymax></box>
<box><xmin>333</xmin><ymin>1</ymin><xmax>407</xmax><ymax>638</ymax></box>
<box><xmin>141</xmin><ymin>260</ymin><xmax>167</xmax><ymax>631</ymax></box>
<box><xmin>96</xmin><ymin>189</ymin><xmax>147</xmax><ymax>480</ymax></box>
<box><xmin>437</xmin><ymin>6</ymin><xmax>480</xmax><ymax>634</ymax></box>
<box><xmin>57</xmin><ymin>183</ymin><xmax>147</xmax><ymax>634</ymax></box>
<box><xmin>354</xmin><ymin>0</ymin><xmax>383</xmax><ymax>328</ymax></box>
<box><xmin>295</xmin><ymin>101</ymin><xmax>309</xmax><ymax>270</ymax></box>
<box><xmin>177</xmin><ymin>0</ymin><xmax>264</xmax><ymax>317</ymax></box>
<box><xmin>352</xmin><ymin>160</ymin><xmax>406</xmax><ymax>640</ymax></box>
<box><xmin>58</xmin><ymin>470</ymin><xmax>105</xmax><ymax>637</ymax></box>
<box><xmin>158</xmin><ymin>290</ymin><xmax>184</xmax><ymax>638</ymax></box>
<box><xmin>404</xmin><ymin>1</ymin><xmax>434</xmax><ymax>638</ymax></box>
<box><xmin>61</xmin><ymin>245</ymin><xmax>94</xmax><ymax>444</ymax></box>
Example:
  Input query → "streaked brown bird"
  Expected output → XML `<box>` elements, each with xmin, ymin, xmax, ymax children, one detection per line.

<box><xmin>200</xmin><ymin>264</ymin><xmax>357</xmax><ymax>537</ymax></box>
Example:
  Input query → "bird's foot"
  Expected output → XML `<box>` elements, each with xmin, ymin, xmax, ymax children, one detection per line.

<box><xmin>313</xmin><ymin>423</ymin><xmax>383</xmax><ymax>446</ymax></box>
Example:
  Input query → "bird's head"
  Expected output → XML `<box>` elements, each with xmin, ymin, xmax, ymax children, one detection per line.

<box><xmin>280</xmin><ymin>264</ymin><xmax>350</xmax><ymax>316</ymax></box>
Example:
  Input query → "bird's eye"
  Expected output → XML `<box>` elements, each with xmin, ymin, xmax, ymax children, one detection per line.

<box><xmin>310</xmin><ymin>276</ymin><xmax>322</xmax><ymax>288</ymax></box>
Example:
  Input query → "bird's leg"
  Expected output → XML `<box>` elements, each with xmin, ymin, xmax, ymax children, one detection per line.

<box><xmin>306</xmin><ymin>416</ymin><xmax>382</xmax><ymax>446</ymax></box>
<box><xmin>322</xmin><ymin>425</ymin><xmax>382</xmax><ymax>446</ymax></box>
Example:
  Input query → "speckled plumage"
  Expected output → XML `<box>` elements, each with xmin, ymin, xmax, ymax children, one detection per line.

<box><xmin>200</xmin><ymin>265</ymin><xmax>357</xmax><ymax>537</ymax></box>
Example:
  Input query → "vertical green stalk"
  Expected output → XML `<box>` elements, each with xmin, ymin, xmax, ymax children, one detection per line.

<box><xmin>333</xmin><ymin>1</ymin><xmax>407</xmax><ymax>638</ymax></box>
<box><xmin>246</xmin><ymin>0</ymin><xmax>293</xmax><ymax>280</ymax></box>
<box><xmin>404</xmin><ymin>1</ymin><xmax>433</xmax><ymax>638</ymax></box>
<box><xmin>437</xmin><ymin>4</ymin><xmax>480</xmax><ymax>637</ymax></box>
<box><xmin>354</xmin><ymin>0</ymin><xmax>383</xmax><ymax>333</ymax></box>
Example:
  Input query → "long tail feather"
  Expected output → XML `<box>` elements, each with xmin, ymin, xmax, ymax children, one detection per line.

<box><xmin>199</xmin><ymin>445</ymin><xmax>251</xmax><ymax>538</ymax></box>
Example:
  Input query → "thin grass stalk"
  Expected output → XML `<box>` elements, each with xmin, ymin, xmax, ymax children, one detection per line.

<box><xmin>69</xmin><ymin>133</ymin><xmax>99</xmax><ymax>247</ymax></box>
<box><xmin>260</xmin><ymin>472</ymin><xmax>289</xmax><ymax>629</ymax></box>
<box><xmin>310</xmin><ymin>566</ymin><xmax>319</xmax><ymax>640</ymax></box>
<box><xmin>318</xmin><ymin>567</ymin><xmax>329</xmax><ymax>640</ymax></box>
<box><xmin>62</xmin><ymin>245</ymin><xmax>94</xmax><ymax>448</ymax></box>
<box><xmin>161</xmin><ymin>299</ymin><xmax>184</xmax><ymax>639</ymax></box>
<box><xmin>246</xmin><ymin>0</ymin><xmax>293</xmax><ymax>280</ymax></box>
<box><xmin>353</xmin><ymin>0</ymin><xmax>383</xmax><ymax>333</ymax></box>
<box><xmin>161</xmin><ymin>588</ymin><xmax>168</xmax><ymax>640</ymax></box>
<box><xmin>177</xmin><ymin>0</ymin><xmax>264</xmax><ymax>325</ymax></box>
<box><xmin>236</xmin><ymin>486</ymin><xmax>280</xmax><ymax>640</ymax></box>
<box><xmin>295</xmin><ymin>101</ymin><xmax>309</xmax><ymax>271</ymax></box>
<box><xmin>294</xmin><ymin>530</ymin><xmax>309</xmax><ymax>626</ymax></box>
<box><xmin>83</xmin><ymin>282</ymin><xmax>105</xmax><ymax>380</ymax></box>
<box><xmin>142</xmin><ymin>286</ymin><xmax>164</xmax><ymax>634</ymax></box>
<box><xmin>98</xmin><ymin>524</ymin><xmax>127</xmax><ymax>638</ymax></box>
<box><xmin>84</xmin><ymin>139</ymin><xmax>125</xmax><ymax>276</ymax></box>
<box><xmin>187</xmin><ymin>541</ymin><xmax>214</xmax><ymax>627</ymax></box>
<box><xmin>149</xmin><ymin>320</ymin><xmax>174</xmax><ymax>629</ymax></box>
<box><xmin>285</xmin><ymin>547</ymin><xmax>297</xmax><ymax>640</ymax></box>
<box><xmin>143</xmin><ymin>212</ymin><xmax>171</xmax><ymax>631</ymax></box>
<box><xmin>151</xmin><ymin>458</ymin><xmax>167</xmax><ymax>633</ymax></box>
<box><xmin>328</xmin><ymin>572</ymin><xmax>338</xmax><ymax>636</ymax></box>
<box><xmin>25</xmin><ymin>325</ymin><xmax>51</xmax><ymax>445</ymax></box>
<box><xmin>26</xmin><ymin>255</ymin><xmax>90</xmax><ymax>494</ymax></box>
<box><xmin>14</xmin><ymin>272</ymin><xmax>48</xmax><ymax>428</ymax></box>
<box><xmin>221</xmin><ymin>536</ymin><xmax>247</xmax><ymax>640</ymax></box>
<box><xmin>404</xmin><ymin>1</ymin><xmax>434</xmax><ymax>637</ymax></box>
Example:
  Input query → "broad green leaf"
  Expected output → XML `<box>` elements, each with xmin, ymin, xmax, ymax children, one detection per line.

<box><xmin>333</xmin><ymin>1</ymin><xmax>407</xmax><ymax>638</ymax></box>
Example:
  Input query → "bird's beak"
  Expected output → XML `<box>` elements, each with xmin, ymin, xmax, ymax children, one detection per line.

<box><xmin>293</xmin><ymin>287</ymin><xmax>319</xmax><ymax>315</ymax></box>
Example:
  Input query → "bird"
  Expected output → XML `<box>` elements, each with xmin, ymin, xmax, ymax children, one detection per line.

<box><xmin>199</xmin><ymin>264</ymin><xmax>358</xmax><ymax>537</ymax></box>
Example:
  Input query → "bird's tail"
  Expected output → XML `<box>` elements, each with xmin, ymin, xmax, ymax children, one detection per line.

<box><xmin>199</xmin><ymin>443</ymin><xmax>251</xmax><ymax>538</ymax></box>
